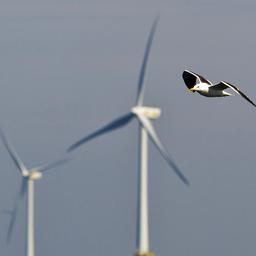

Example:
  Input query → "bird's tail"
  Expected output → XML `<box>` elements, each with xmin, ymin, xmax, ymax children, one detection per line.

<box><xmin>223</xmin><ymin>91</ymin><xmax>233</xmax><ymax>97</ymax></box>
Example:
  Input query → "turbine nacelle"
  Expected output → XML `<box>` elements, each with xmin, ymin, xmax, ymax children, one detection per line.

<box><xmin>28</xmin><ymin>170</ymin><xmax>43</xmax><ymax>181</ymax></box>
<box><xmin>131</xmin><ymin>106</ymin><xmax>161</xmax><ymax>120</ymax></box>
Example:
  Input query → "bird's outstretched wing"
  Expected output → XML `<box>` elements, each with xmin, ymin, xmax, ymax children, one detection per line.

<box><xmin>212</xmin><ymin>81</ymin><xmax>256</xmax><ymax>107</ymax></box>
<box><xmin>182</xmin><ymin>70</ymin><xmax>212</xmax><ymax>89</ymax></box>
<box><xmin>209</xmin><ymin>81</ymin><xmax>229</xmax><ymax>91</ymax></box>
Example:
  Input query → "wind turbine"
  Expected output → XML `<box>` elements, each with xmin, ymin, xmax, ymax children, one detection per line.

<box><xmin>68</xmin><ymin>17</ymin><xmax>189</xmax><ymax>256</ymax></box>
<box><xmin>0</xmin><ymin>130</ymin><xmax>68</xmax><ymax>256</ymax></box>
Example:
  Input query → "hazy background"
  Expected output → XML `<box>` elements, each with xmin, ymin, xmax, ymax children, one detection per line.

<box><xmin>0</xmin><ymin>0</ymin><xmax>256</xmax><ymax>255</ymax></box>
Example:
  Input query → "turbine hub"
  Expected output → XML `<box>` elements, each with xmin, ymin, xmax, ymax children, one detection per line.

<box><xmin>22</xmin><ymin>170</ymin><xmax>30</xmax><ymax>177</ymax></box>
<box><xmin>131</xmin><ymin>106</ymin><xmax>161</xmax><ymax>119</ymax></box>
<box><xmin>29</xmin><ymin>170</ymin><xmax>42</xmax><ymax>180</ymax></box>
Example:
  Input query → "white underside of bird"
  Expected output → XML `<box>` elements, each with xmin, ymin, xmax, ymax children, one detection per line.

<box><xmin>182</xmin><ymin>70</ymin><xmax>256</xmax><ymax>107</ymax></box>
<box><xmin>192</xmin><ymin>82</ymin><xmax>232</xmax><ymax>97</ymax></box>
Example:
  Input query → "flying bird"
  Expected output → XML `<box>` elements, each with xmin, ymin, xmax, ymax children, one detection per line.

<box><xmin>182</xmin><ymin>70</ymin><xmax>256</xmax><ymax>107</ymax></box>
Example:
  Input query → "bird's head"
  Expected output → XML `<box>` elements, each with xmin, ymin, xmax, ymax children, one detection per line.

<box><xmin>189</xmin><ymin>83</ymin><xmax>208</xmax><ymax>93</ymax></box>
<box><xmin>189</xmin><ymin>84</ymin><xmax>200</xmax><ymax>92</ymax></box>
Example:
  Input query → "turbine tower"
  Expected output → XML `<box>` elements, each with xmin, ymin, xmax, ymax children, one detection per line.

<box><xmin>0</xmin><ymin>130</ymin><xmax>68</xmax><ymax>256</ymax></box>
<box><xmin>68</xmin><ymin>17</ymin><xmax>189</xmax><ymax>256</ymax></box>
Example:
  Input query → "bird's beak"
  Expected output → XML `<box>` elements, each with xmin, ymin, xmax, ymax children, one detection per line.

<box><xmin>189</xmin><ymin>87</ymin><xmax>196</xmax><ymax>93</ymax></box>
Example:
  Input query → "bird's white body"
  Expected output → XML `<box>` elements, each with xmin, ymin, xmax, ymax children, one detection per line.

<box><xmin>195</xmin><ymin>83</ymin><xmax>232</xmax><ymax>97</ymax></box>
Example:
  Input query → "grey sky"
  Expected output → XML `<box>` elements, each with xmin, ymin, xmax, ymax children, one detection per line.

<box><xmin>0</xmin><ymin>0</ymin><xmax>256</xmax><ymax>255</ymax></box>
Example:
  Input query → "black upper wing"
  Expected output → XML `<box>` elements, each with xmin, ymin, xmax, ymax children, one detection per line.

<box><xmin>182</xmin><ymin>70</ymin><xmax>211</xmax><ymax>89</ymax></box>
<box><xmin>209</xmin><ymin>81</ymin><xmax>229</xmax><ymax>91</ymax></box>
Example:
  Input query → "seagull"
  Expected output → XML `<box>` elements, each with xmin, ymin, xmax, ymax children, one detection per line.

<box><xmin>182</xmin><ymin>69</ymin><xmax>256</xmax><ymax>107</ymax></box>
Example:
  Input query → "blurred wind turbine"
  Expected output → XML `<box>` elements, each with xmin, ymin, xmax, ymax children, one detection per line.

<box><xmin>68</xmin><ymin>17</ymin><xmax>189</xmax><ymax>256</ymax></box>
<box><xmin>0</xmin><ymin>130</ymin><xmax>69</xmax><ymax>256</ymax></box>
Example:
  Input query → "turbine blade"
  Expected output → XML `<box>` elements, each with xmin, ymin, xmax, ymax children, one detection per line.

<box><xmin>36</xmin><ymin>157</ymin><xmax>70</xmax><ymax>173</ymax></box>
<box><xmin>136</xmin><ymin>16</ymin><xmax>159</xmax><ymax>106</ymax></box>
<box><xmin>6</xmin><ymin>210</ymin><xmax>17</xmax><ymax>244</ymax></box>
<box><xmin>67</xmin><ymin>113</ymin><xmax>134</xmax><ymax>152</ymax></box>
<box><xmin>136</xmin><ymin>114</ymin><xmax>190</xmax><ymax>186</ymax></box>
<box><xmin>1</xmin><ymin>209</ymin><xmax>12</xmax><ymax>216</ymax></box>
<box><xmin>0</xmin><ymin>129</ymin><xmax>27</xmax><ymax>174</ymax></box>
<box><xmin>7</xmin><ymin>178</ymin><xmax>27</xmax><ymax>243</ymax></box>
<box><xmin>19</xmin><ymin>178</ymin><xmax>28</xmax><ymax>198</ymax></box>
